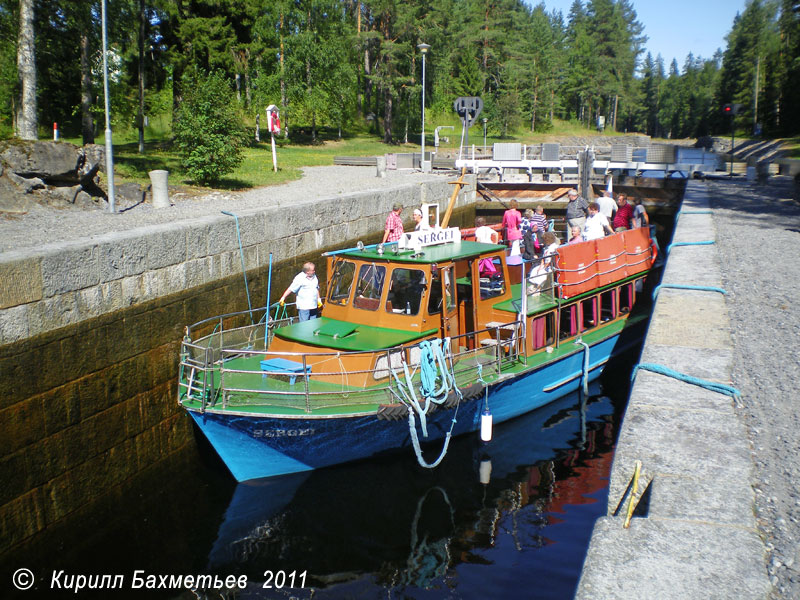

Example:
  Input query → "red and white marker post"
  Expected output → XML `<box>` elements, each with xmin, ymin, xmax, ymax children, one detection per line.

<box><xmin>266</xmin><ymin>105</ymin><xmax>281</xmax><ymax>172</ymax></box>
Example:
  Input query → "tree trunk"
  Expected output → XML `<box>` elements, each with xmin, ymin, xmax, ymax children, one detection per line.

<box><xmin>383</xmin><ymin>89</ymin><xmax>392</xmax><ymax>143</ymax></box>
<box><xmin>17</xmin><ymin>0</ymin><xmax>37</xmax><ymax>140</ymax></box>
<box><xmin>356</xmin><ymin>2</ymin><xmax>362</xmax><ymax>116</ymax></box>
<box><xmin>753</xmin><ymin>54</ymin><xmax>760</xmax><ymax>133</ymax></box>
<box><xmin>280</xmin><ymin>11</ymin><xmax>288</xmax><ymax>138</ymax></box>
<box><xmin>81</xmin><ymin>30</ymin><xmax>95</xmax><ymax>144</ymax></box>
<box><xmin>612</xmin><ymin>94</ymin><xmax>619</xmax><ymax>130</ymax></box>
<box><xmin>137</xmin><ymin>0</ymin><xmax>145</xmax><ymax>152</ymax></box>
<box><xmin>364</xmin><ymin>43</ymin><xmax>372</xmax><ymax>120</ymax></box>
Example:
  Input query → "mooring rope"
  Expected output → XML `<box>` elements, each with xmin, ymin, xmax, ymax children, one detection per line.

<box><xmin>390</xmin><ymin>339</ymin><xmax>463</xmax><ymax>469</ymax></box>
<box><xmin>632</xmin><ymin>362</ymin><xmax>741</xmax><ymax>399</ymax></box>
<box><xmin>652</xmin><ymin>283</ymin><xmax>728</xmax><ymax>300</ymax></box>
<box><xmin>666</xmin><ymin>240</ymin><xmax>715</xmax><ymax>254</ymax></box>
<box><xmin>574</xmin><ymin>339</ymin><xmax>590</xmax><ymax>396</ymax></box>
<box><xmin>221</xmin><ymin>210</ymin><xmax>254</xmax><ymax>323</ymax></box>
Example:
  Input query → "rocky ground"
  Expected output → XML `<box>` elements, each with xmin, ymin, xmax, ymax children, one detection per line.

<box><xmin>710</xmin><ymin>176</ymin><xmax>800</xmax><ymax>599</ymax></box>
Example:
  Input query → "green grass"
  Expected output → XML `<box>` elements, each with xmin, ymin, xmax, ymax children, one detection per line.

<box><xmin>783</xmin><ymin>136</ymin><xmax>800</xmax><ymax>159</ymax></box>
<box><xmin>38</xmin><ymin>114</ymin><xmax>704</xmax><ymax>193</ymax></box>
<box><xmin>76</xmin><ymin>131</ymin><xmax>417</xmax><ymax>191</ymax></box>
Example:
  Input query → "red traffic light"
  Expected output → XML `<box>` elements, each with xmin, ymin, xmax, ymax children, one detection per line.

<box><xmin>723</xmin><ymin>103</ymin><xmax>741</xmax><ymax>115</ymax></box>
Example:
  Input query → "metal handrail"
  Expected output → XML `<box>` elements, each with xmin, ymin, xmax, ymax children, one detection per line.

<box><xmin>184</xmin><ymin>321</ymin><xmax>522</xmax><ymax>413</ymax></box>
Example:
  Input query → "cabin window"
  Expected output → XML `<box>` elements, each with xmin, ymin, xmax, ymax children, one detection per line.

<box><xmin>328</xmin><ymin>260</ymin><xmax>355</xmax><ymax>306</ymax></box>
<box><xmin>385</xmin><ymin>268</ymin><xmax>426</xmax><ymax>315</ymax></box>
<box><xmin>427</xmin><ymin>267</ymin><xmax>454</xmax><ymax>314</ymax></box>
<box><xmin>600</xmin><ymin>289</ymin><xmax>617</xmax><ymax>322</ymax></box>
<box><xmin>619</xmin><ymin>283</ymin><xmax>634</xmax><ymax>313</ymax></box>
<box><xmin>479</xmin><ymin>255</ymin><xmax>505</xmax><ymax>299</ymax></box>
<box><xmin>559</xmin><ymin>304</ymin><xmax>578</xmax><ymax>340</ymax></box>
<box><xmin>530</xmin><ymin>312</ymin><xmax>555</xmax><ymax>350</ymax></box>
<box><xmin>353</xmin><ymin>263</ymin><xmax>386</xmax><ymax>311</ymax></box>
<box><xmin>581</xmin><ymin>297</ymin><xmax>598</xmax><ymax>330</ymax></box>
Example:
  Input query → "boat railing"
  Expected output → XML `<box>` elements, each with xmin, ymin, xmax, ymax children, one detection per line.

<box><xmin>179</xmin><ymin>307</ymin><xmax>298</xmax><ymax>410</ymax></box>
<box><xmin>203</xmin><ymin>321</ymin><xmax>523</xmax><ymax>413</ymax></box>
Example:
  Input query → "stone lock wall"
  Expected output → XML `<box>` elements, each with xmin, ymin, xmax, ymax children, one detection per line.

<box><xmin>0</xmin><ymin>176</ymin><xmax>476</xmax><ymax>555</ymax></box>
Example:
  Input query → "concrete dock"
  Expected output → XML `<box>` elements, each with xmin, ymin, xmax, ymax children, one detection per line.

<box><xmin>577</xmin><ymin>179</ymin><xmax>775</xmax><ymax>598</ymax></box>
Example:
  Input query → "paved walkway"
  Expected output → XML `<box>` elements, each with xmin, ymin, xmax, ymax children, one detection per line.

<box><xmin>576</xmin><ymin>178</ymin><xmax>788</xmax><ymax>599</ymax></box>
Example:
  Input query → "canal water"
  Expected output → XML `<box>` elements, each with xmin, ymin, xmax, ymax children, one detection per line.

<box><xmin>6</xmin><ymin>358</ymin><xmax>636</xmax><ymax>600</ymax></box>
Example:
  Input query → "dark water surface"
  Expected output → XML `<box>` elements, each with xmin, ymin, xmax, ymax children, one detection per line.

<box><xmin>6</xmin><ymin>364</ymin><xmax>633</xmax><ymax>600</ymax></box>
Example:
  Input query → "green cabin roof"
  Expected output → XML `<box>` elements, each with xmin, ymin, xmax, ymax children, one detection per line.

<box><xmin>274</xmin><ymin>317</ymin><xmax>438</xmax><ymax>352</ymax></box>
<box><xmin>337</xmin><ymin>240</ymin><xmax>504</xmax><ymax>265</ymax></box>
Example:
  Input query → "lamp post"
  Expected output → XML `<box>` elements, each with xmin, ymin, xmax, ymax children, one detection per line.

<box><xmin>417</xmin><ymin>43</ymin><xmax>430</xmax><ymax>171</ymax></box>
<box><xmin>482</xmin><ymin>117</ymin><xmax>488</xmax><ymax>150</ymax></box>
<box><xmin>101</xmin><ymin>0</ymin><xmax>116</xmax><ymax>213</ymax></box>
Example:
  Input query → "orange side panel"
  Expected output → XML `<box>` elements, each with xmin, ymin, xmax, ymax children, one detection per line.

<box><xmin>595</xmin><ymin>235</ymin><xmax>628</xmax><ymax>287</ymax></box>
<box><xmin>556</xmin><ymin>240</ymin><xmax>598</xmax><ymax>298</ymax></box>
<box><xmin>622</xmin><ymin>228</ymin><xmax>653</xmax><ymax>276</ymax></box>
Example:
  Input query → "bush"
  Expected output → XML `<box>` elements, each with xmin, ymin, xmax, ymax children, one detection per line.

<box><xmin>173</xmin><ymin>70</ymin><xmax>247</xmax><ymax>184</ymax></box>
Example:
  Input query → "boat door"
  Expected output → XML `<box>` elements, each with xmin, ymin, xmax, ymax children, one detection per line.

<box><xmin>435</xmin><ymin>264</ymin><xmax>458</xmax><ymax>341</ymax></box>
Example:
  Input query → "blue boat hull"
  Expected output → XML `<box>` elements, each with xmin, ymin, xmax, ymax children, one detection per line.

<box><xmin>188</xmin><ymin>330</ymin><xmax>635</xmax><ymax>482</ymax></box>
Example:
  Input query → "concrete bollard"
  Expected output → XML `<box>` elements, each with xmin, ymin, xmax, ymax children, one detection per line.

<box><xmin>149</xmin><ymin>170</ymin><xmax>170</xmax><ymax>208</ymax></box>
<box><xmin>756</xmin><ymin>161</ymin><xmax>770</xmax><ymax>184</ymax></box>
<box><xmin>376</xmin><ymin>156</ymin><xmax>386</xmax><ymax>178</ymax></box>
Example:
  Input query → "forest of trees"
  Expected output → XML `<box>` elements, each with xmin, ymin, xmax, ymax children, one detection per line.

<box><xmin>1</xmin><ymin>0</ymin><xmax>799</xmax><ymax>146</ymax></box>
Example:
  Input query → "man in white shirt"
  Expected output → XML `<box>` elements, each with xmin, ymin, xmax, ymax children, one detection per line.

<box><xmin>279</xmin><ymin>262</ymin><xmax>321</xmax><ymax>321</ymax></box>
<box><xmin>582</xmin><ymin>202</ymin><xmax>614</xmax><ymax>241</ymax></box>
<box><xmin>596</xmin><ymin>190</ymin><xmax>617</xmax><ymax>220</ymax></box>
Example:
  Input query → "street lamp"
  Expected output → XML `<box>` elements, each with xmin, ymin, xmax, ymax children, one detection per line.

<box><xmin>101</xmin><ymin>0</ymin><xmax>116</xmax><ymax>213</ymax></box>
<box><xmin>417</xmin><ymin>43</ymin><xmax>430</xmax><ymax>171</ymax></box>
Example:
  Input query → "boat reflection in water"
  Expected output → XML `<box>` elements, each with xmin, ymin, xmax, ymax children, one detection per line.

<box><xmin>205</xmin><ymin>380</ymin><xmax>623</xmax><ymax>599</ymax></box>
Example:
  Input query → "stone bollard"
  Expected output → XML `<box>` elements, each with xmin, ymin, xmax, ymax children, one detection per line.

<box><xmin>756</xmin><ymin>161</ymin><xmax>770</xmax><ymax>184</ymax></box>
<box><xmin>149</xmin><ymin>170</ymin><xmax>170</xmax><ymax>208</ymax></box>
<box><xmin>376</xmin><ymin>156</ymin><xmax>386</xmax><ymax>178</ymax></box>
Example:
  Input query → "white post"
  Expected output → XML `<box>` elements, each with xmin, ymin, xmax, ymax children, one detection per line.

<box><xmin>101</xmin><ymin>0</ymin><xmax>116</xmax><ymax>213</ymax></box>
<box><xmin>417</xmin><ymin>43</ymin><xmax>430</xmax><ymax>172</ymax></box>
<box><xmin>271</xmin><ymin>133</ymin><xmax>277</xmax><ymax>172</ymax></box>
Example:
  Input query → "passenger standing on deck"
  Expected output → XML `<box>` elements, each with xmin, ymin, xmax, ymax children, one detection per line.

<box><xmin>597</xmin><ymin>190</ymin><xmax>617</xmax><ymax>221</ymax></box>
<box><xmin>412</xmin><ymin>208</ymin><xmax>424</xmax><ymax>231</ymax></box>
<box><xmin>583</xmin><ymin>202</ymin><xmax>614</xmax><ymax>241</ymax></box>
<box><xmin>565</xmin><ymin>189</ymin><xmax>589</xmax><ymax>236</ymax></box>
<box><xmin>278</xmin><ymin>262</ymin><xmax>321</xmax><ymax>321</ymax></box>
<box><xmin>631</xmin><ymin>197</ymin><xmax>650</xmax><ymax>228</ymax></box>
<box><xmin>530</xmin><ymin>205</ymin><xmax>548</xmax><ymax>233</ymax></box>
<box><xmin>502</xmin><ymin>199</ymin><xmax>523</xmax><ymax>254</ymax></box>
<box><xmin>382</xmin><ymin>203</ymin><xmax>404</xmax><ymax>243</ymax></box>
<box><xmin>474</xmin><ymin>216</ymin><xmax>499</xmax><ymax>244</ymax></box>
<box><xmin>612</xmin><ymin>193</ymin><xmax>634</xmax><ymax>231</ymax></box>
<box><xmin>521</xmin><ymin>209</ymin><xmax>534</xmax><ymax>235</ymax></box>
